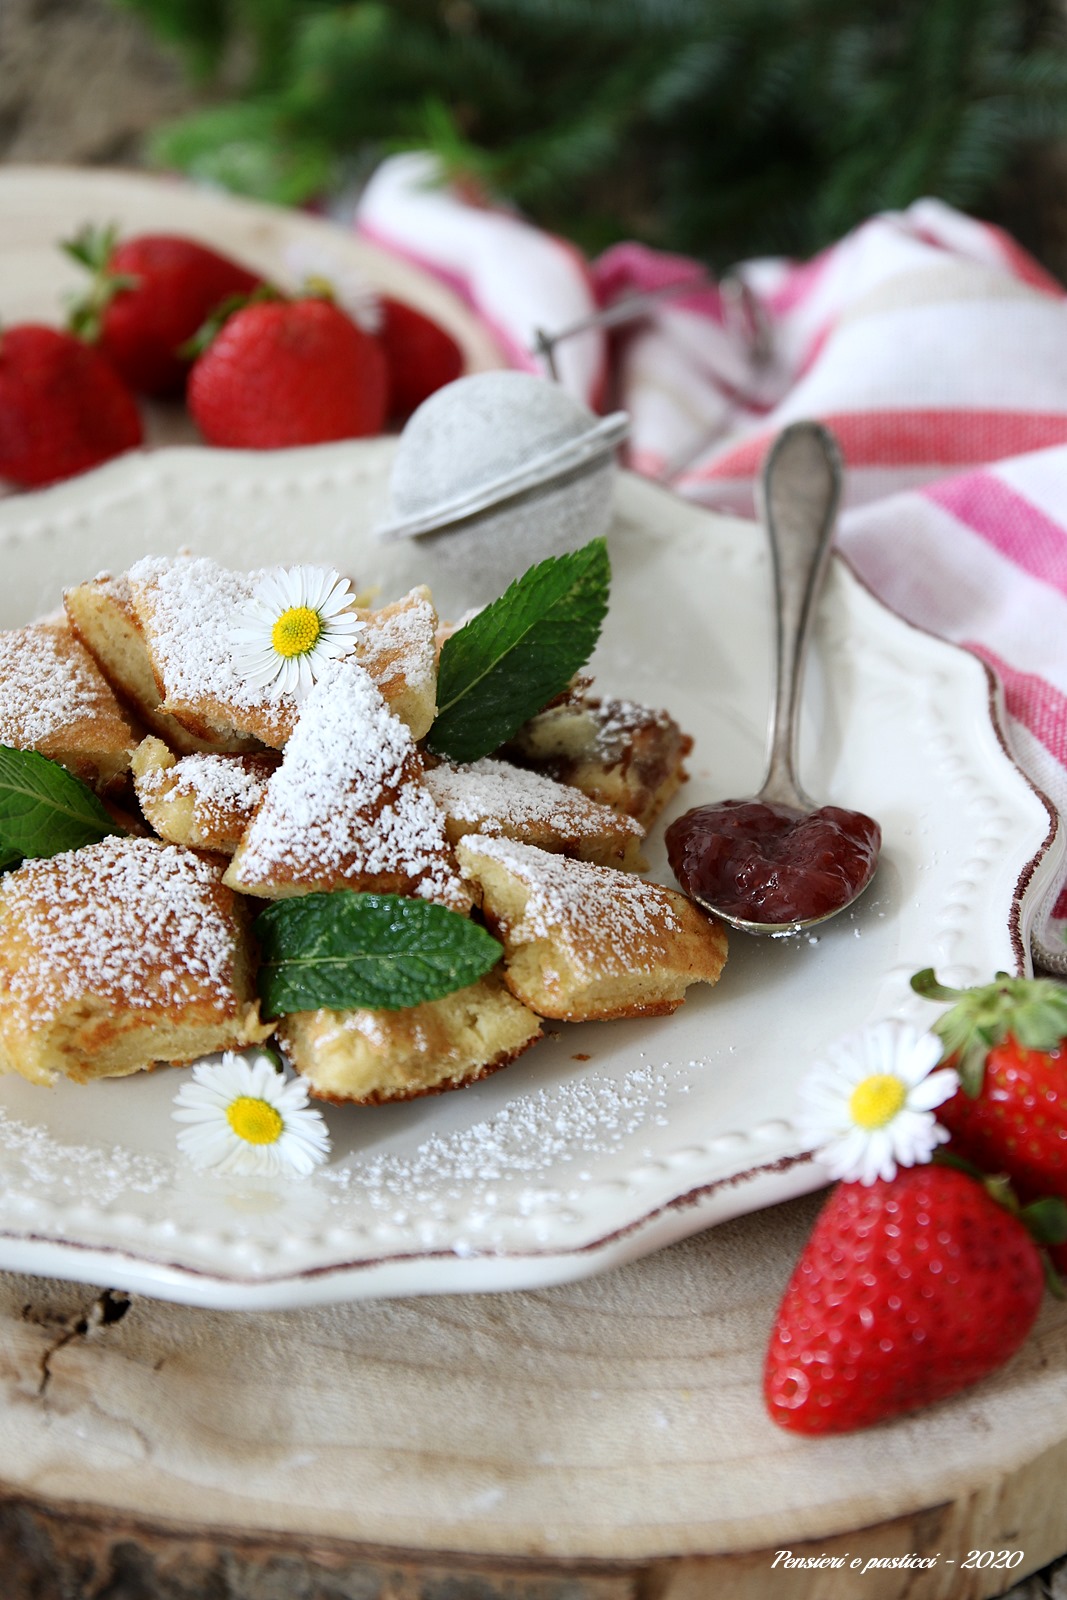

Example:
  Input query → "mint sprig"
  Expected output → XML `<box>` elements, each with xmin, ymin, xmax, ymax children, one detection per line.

<box><xmin>0</xmin><ymin>745</ymin><xmax>122</xmax><ymax>865</ymax></box>
<box><xmin>255</xmin><ymin>891</ymin><xmax>503</xmax><ymax>1016</ymax></box>
<box><xmin>427</xmin><ymin>537</ymin><xmax>610</xmax><ymax>763</ymax></box>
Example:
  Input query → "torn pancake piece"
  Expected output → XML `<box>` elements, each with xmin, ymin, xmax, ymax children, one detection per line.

<box><xmin>354</xmin><ymin>585</ymin><xmax>439</xmax><ymax>741</ymax></box>
<box><xmin>128</xmin><ymin>556</ymin><xmax>439</xmax><ymax>750</ymax></box>
<box><xmin>0</xmin><ymin>836</ymin><xmax>272</xmax><ymax>1086</ymax></box>
<box><xmin>64</xmin><ymin>573</ymin><xmax>247</xmax><ymax>755</ymax></box>
<box><xmin>0</xmin><ymin>619</ymin><xmax>139</xmax><ymax>792</ymax></box>
<box><xmin>224</xmin><ymin>657</ymin><xmax>470</xmax><ymax>911</ymax></box>
<box><xmin>456</xmin><ymin>835</ymin><xmax>727</xmax><ymax>1021</ymax></box>
<box><xmin>128</xmin><ymin>554</ymin><xmax>293</xmax><ymax>749</ymax></box>
<box><xmin>277</xmin><ymin>972</ymin><xmax>542</xmax><ymax>1104</ymax></box>
<box><xmin>132</xmin><ymin>736</ymin><xmax>278</xmax><ymax>854</ymax></box>
<box><xmin>424</xmin><ymin>756</ymin><xmax>645</xmax><ymax>869</ymax></box>
<box><xmin>505</xmin><ymin>692</ymin><xmax>692</xmax><ymax>831</ymax></box>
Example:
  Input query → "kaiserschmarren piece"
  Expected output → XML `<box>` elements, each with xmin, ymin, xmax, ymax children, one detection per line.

<box><xmin>277</xmin><ymin>972</ymin><xmax>542</xmax><ymax>1104</ymax></box>
<box><xmin>124</xmin><ymin>555</ymin><xmax>439</xmax><ymax>750</ymax></box>
<box><xmin>424</xmin><ymin>755</ymin><xmax>646</xmax><ymax>869</ymax></box>
<box><xmin>354</xmin><ymin>584</ymin><xmax>439</xmax><ymax>741</ymax></box>
<box><xmin>64</xmin><ymin>573</ymin><xmax>251</xmax><ymax>755</ymax></box>
<box><xmin>128</xmin><ymin>554</ymin><xmax>291</xmax><ymax>748</ymax></box>
<box><xmin>505</xmin><ymin>691</ymin><xmax>692</xmax><ymax>830</ymax></box>
<box><xmin>0</xmin><ymin>836</ymin><xmax>272</xmax><ymax>1086</ymax></box>
<box><xmin>0</xmin><ymin>619</ymin><xmax>139</xmax><ymax>792</ymax></box>
<box><xmin>224</xmin><ymin>656</ymin><xmax>470</xmax><ymax>912</ymax></box>
<box><xmin>456</xmin><ymin>835</ymin><xmax>727</xmax><ymax>1021</ymax></box>
<box><xmin>131</xmin><ymin>736</ymin><xmax>279</xmax><ymax>854</ymax></box>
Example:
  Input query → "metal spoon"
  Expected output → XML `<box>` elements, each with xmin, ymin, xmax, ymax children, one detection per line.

<box><xmin>665</xmin><ymin>420</ymin><xmax>882</xmax><ymax>934</ymax></box>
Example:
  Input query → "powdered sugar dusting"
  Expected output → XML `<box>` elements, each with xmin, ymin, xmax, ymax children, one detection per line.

<box><xmin>139</xmin><ymin>752</ymin><xmax>273</xmax><ymax>828</ymax></box>
<box><xmin>324</xmin><ymin>1060</ymin><xmax>680</xmax><ymax>1216</ymax></box>
<box><xmin>0</xmin><ymin>622</ymin><xmax>123</xmax><ymax>747</ymax></box>
<box><xmin>128</xmin><ymin>554</ymin><xmax>291</xmax><ymax>714</ymax></box>
<box><xmin>233</xmin><ymin>657</ymin><xmax>467</xmax><ymax>908</ymax></box>
<box><xmin>360</xmin><ymin>589</ymin><xmax>437</xmax><ymax>695</ymax></box>
<box><xmin>460</xmin><ymin>835</ymin><xmax>682</xmax><ymax>972</ymax></box>
<box><xmin>0</xmin><ymin>1109</ymin><xmax>172</xmax><ymax>1205</ymax></box>
<box><xmin>592</xmin><ymin>697</ymin><xmax>676</xmax><ymax>760</ymax></box>
<box><xmin>425</xmin><ymin>757</ymin><xmax>643</xmax><ymax>841</ymax></box>
<box><xmin>0</xmin><ymin>837</ymin><xmax>240</xmax><ymax>1023</ymax></box>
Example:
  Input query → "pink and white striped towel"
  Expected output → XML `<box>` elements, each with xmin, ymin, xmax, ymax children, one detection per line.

<box><xmin>356</xmin><ymin>156</ymin><xmax>1067</xmax><ymax>971</ymax></box>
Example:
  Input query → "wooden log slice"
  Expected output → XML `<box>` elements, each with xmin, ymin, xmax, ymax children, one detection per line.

<box><xmin>3</xmin><ymin>1193</ymin><xmax>1067</xmax><ymax>1599</ymax></box>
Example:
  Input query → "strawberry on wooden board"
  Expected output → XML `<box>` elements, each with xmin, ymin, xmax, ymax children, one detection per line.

<box><xmin>65</xmin><ymin>226</ymin><xmax>263</xmax><ymax>398</ymax></box>
<box><xmin>0</xmin><ymin>324</ymin><xmax>143</xmax><ymax>490</ymax></box>
<box><xmin>377</xmin><ymin>297</ymin><xmax>464</xmax><ymax>419</ymax></box>
<box><xmin>764</xmin><ymin>1164</ymin><xmax>1046</xmax><ymax>1434</ymax></box>
<box><xmin>912</xmin><ymin>968</ymin><xmax>1067</xmax><ymax>1199</ymax></box>
<box><xmin>187</xmin><ymin>297</ymin><xmax>388</xmax><ymax>449</ymax></box>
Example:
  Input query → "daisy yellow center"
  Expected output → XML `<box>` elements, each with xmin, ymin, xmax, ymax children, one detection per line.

<box><xmin>272</xmin><ymin>605</ymin><xmax>322</xmax><ymax>659</ymax></box>
<box><xmin>226</xmin><ymin>1095</ymin><xmax>284</xmax><ymax>1146</ymax></box>
<box><xmin>848</xmin><ymin>1073</ymin><xmax>907</xmax><ymax>1130</ymax></box>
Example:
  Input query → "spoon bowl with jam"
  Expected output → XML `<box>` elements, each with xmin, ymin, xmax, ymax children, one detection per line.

<box><xmin>666</xmin><ymin>421</ymin><xmax>881</xmax><ymax>935</ymax></box>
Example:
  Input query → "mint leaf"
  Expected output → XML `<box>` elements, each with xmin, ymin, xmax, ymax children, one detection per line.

<box><xmin>427</xmin><ymin>537</ymin><xmax>610</xmax><ymax>763</ymax></box>
<box><xmin>255</xmin><ymin>891</ymin><xmax>503</xmax><ymax>1016</ymax></box>
<box><xmin>0</xmin><ymin>745</ymin><xmax>121</xmax><ymax>863</ymax></box>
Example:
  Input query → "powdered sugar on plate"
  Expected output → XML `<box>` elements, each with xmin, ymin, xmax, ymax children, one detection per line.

<box><xmin>323</xmin><ymin>1058</ymin><xmax>687</xmax><ymax>1220</ymax></box>
<box><xmin>0</xmin><ymin>1108</ymin><xmax>172</xmax><ymax>1206</ymax></box>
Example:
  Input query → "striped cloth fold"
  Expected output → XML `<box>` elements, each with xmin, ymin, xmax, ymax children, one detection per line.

<box><xmin>356</xmin><ymin>160</ymin><xmax>1067</xmax><ymax>972</ymax></box>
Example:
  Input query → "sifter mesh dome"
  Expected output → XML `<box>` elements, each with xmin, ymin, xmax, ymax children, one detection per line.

<box><xmin>374</xmin><ymin>370</ymin><xmax>629</xmax><ymax>605</ymax></box>
<box><xmin>390</xmin><ymin>371</ymin><xmax>606</xmax><ymax>521</ymax></box>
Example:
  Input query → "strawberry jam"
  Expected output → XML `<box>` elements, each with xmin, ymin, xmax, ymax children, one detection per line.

<box><xmin>665</xmin><ymin>799</ymin><xmax>881</xmax><ymax>927</ymax></box>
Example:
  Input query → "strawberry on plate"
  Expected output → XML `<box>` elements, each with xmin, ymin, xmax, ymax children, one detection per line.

<box><xmin>187</xmin><ymin>296</ymin><xmax>388</xmax><ymax>450</ymax></box>
<box><xmin>912</xmin><ymin>969</ymin><xmax>1067</xmax><ymax>1200</ymax></box>
<box><xmin>187</xmin><ymin>296</ymin><xmax>389</xmax><ymax>449</ymax></box>
<box><xmin>377</xmin><ymin>297</ymin><xmax>464</xmax><ymax>419</ymax></box>
<box><xmin>0</xmin><ymin>323</ymin><xmax>143</xmax><ymax>489</ymax></box>
<box><xmin>65</xmin><ymin>226</ymin><xmax>263</xmax><ymax>398</ymax></box>
<box><xmin>764</xmin><ymin>1164</ymin><xmax>1046</xmax><ymax>1434</ymax></box>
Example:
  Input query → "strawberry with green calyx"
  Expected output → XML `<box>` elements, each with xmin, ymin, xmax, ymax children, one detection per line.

<box><xmin>911</xmin><ymin>968</ymin><xmax>1067</xmax><ymax>1199</ymax></box>
<box><xmin>764</xmin><ymin>1162</ymin><xmax>1055</xmax><ymax>1435</ymax></box>
<box><xmin>187</xmin><ymin>296</ymin><xmax>388</xmax><ymax>449</ymax></box>
<box><xmin>64</xmin><ymin>225</ymin><xmax>263</xmax><ymax>398</ymax></box>
<box><xmin>0</xmin><ymin>323</ymin><xmax>143</xmax><ymax>489</ymax></box>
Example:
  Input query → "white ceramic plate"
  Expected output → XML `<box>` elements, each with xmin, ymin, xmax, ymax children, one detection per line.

<box><xmin>0</xmin><ymin>442</ymin><xmax>1058</xmax><ymax>1308</ymax></box>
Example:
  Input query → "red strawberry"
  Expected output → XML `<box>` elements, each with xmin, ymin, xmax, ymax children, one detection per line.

<box><xmin>65</xmin><ymin>226</ymin><xmax>262</xmax><ymax>398</ymax></box>
<box><xmin>764</xmin><ymin>1165</ymin><xmax>1045</xmax><ymax>1434</ymax></box>
<box><xmin>0</xmin><ymin>324</ymin><xmax>143</xmax><ymax>489</ymax></box>
<box><xmin>187</xmin><ymin>298</ymin><xmax>388</xmax><ymax>449</ymax></box>
<box><xmin>377</xmin><ymin>297</ymin><xmax>464</xmax><ymax>419</ymax></box>
<box><xmin>912</xmin><ymin>968</ymin><xmax>1067</xmax><ymax>1199</ymax></box>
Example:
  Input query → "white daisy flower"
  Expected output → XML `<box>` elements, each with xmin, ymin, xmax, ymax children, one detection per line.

<box><xmin>796</xmin><ymin>1019</ymin><xmax>959</xmax><ymax>1186</ymax></box>
<box><xmin>282</xmin><ymin>242</ymin><xmax>383</xmax><ymax>332</ymax></box>
<box><xmin>173</xmin><ymin>1051</ymin><xmax>331</xmax><ymax>1177</ymax></box>
<box><xmin>233</xmin><ymin>565</ymin><xmax>364</xmax><ymax>700</ymax></box>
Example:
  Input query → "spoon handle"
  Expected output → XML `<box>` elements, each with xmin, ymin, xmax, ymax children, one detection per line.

<box><xmin>756</xmin><ymin>420</ymin><xmax>843</xmax><ymax>812</ymax></box>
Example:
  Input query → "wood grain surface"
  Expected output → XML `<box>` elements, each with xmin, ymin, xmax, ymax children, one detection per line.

<box><xmin>1</xmin><ymin>168</ymin><xmax>1066</xmax><ymax>1600</ymax></box>
<box><xmin>3</xmin><ymin>1192</ymin><xmax>1067</xmax><ymax>1599</ymax></box>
